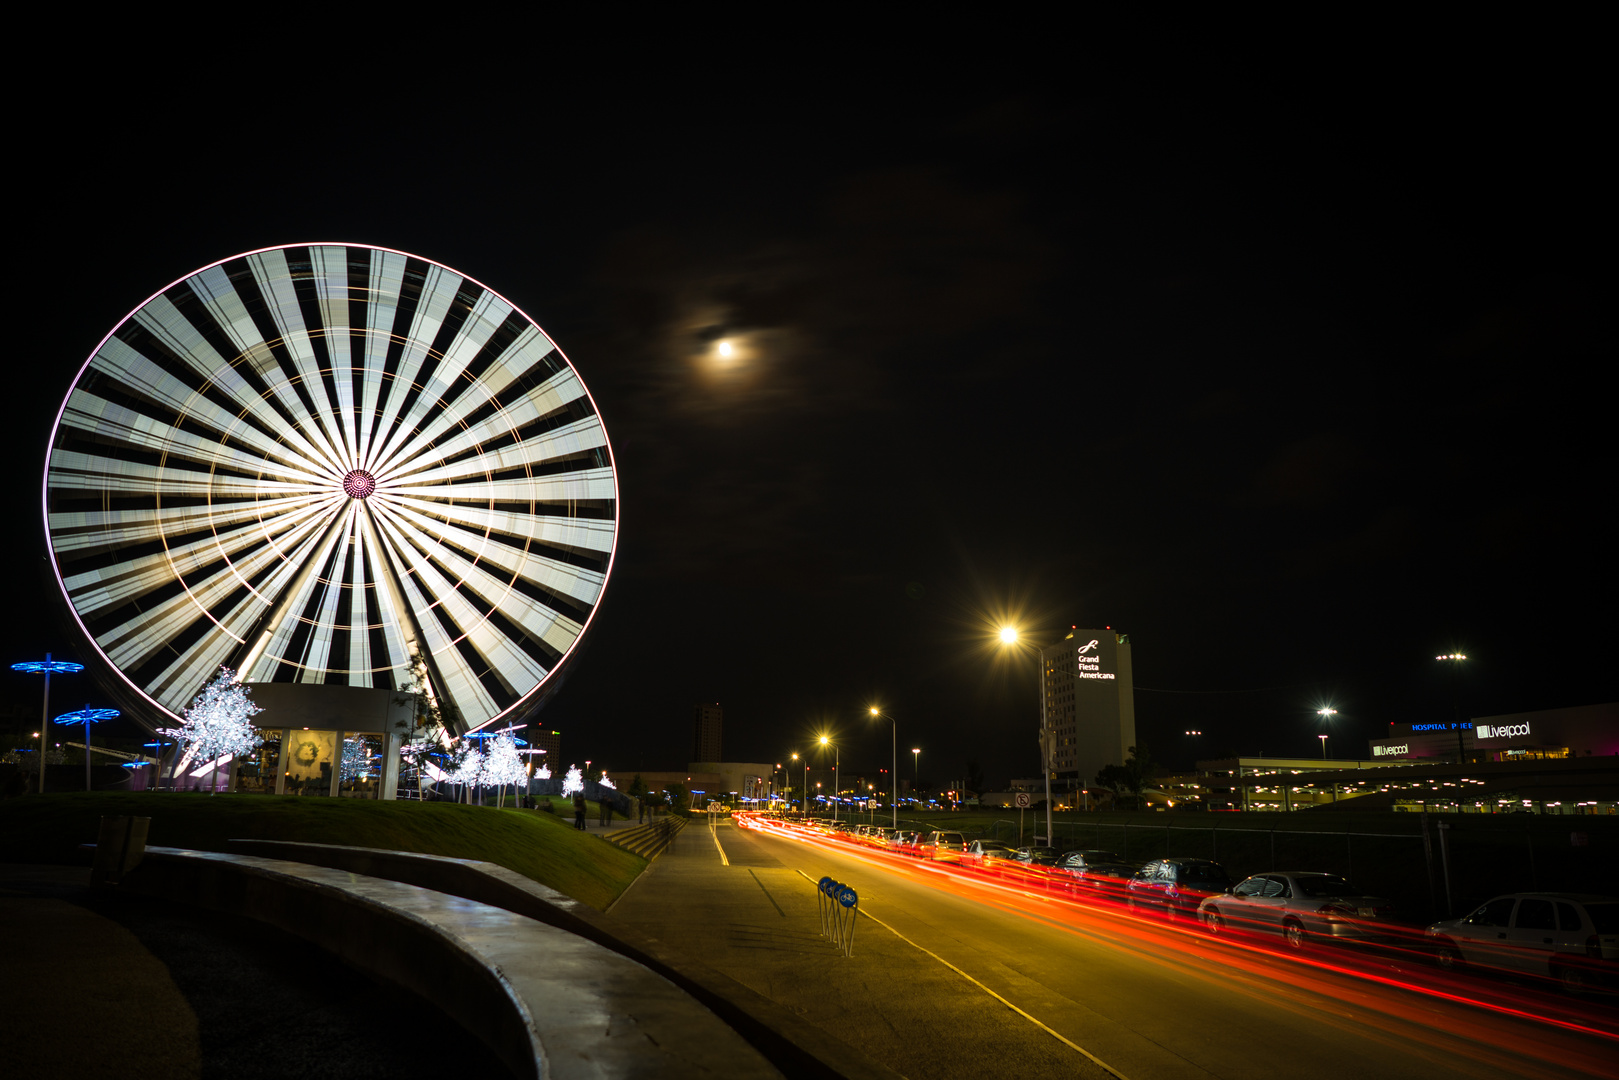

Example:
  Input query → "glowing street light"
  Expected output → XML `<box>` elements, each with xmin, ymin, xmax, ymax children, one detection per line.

<box><xmin>11</xmin><ymin>654</ymin><xmax>83</xmax><ymax>794</ymax></box>
<box><xmin>1319</xmin><ymin>734</ymin><xmax>1329</xmax><ymax>760</ymax></box>
<box><xmin>1436</xmin><ymin>653</ymin><xmax>1469</xmax><ymax>763</ymax></box>
<box><xmin>869</xmin><ymin>706</ymin><xmax>898</xmax><ymax>830</ymax></box>
<box><xmin>55</xmin><ymin>705</ymin><xmax>120</xmax><ymax>791</ymax></box>
<box><xmin>997</xmin><ymin>625</ymin><xmax>1053</xmax><ymax>845</ymax></box>
<box><xmin>819</xmin><ymin>734</ymin><xmax>839</xmax><ymax>822</ymax></box>
<box><xmin>912</xmin><ymin>748</ymin><xmax>920</xmax><ymax>790</ymax></box>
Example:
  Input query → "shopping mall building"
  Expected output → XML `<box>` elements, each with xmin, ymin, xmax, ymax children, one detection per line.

<box><xmin>1367</xmin><ymin>703</ymin><xmax>1618</xmax><ymax>763</ymax></box>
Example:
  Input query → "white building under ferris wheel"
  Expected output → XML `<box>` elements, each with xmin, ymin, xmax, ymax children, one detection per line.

<box><xmin>42</xmin><ymin>243</ymin><xmax>618</xmax><ymax>795</ymax></box>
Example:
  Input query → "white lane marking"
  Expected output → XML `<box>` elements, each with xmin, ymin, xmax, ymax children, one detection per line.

<box><xmin>794</xmin><ymin>868</ymin><xmax>1132</xmax><ymax>1080</ymax></box>
<box><xmin>711</xmin><ymin>820</ymin><xmax>730</xmax><ymax>866</ymax></box>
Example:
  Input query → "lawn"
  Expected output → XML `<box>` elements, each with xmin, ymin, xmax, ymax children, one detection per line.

<box><xmin>0</xmin><ymin>793</ymin><xmax>646</xmax><ymax>911</ymax></box>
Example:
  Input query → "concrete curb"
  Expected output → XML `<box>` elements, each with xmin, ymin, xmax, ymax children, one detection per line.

<box><xmin>227</xmin><ymin>839</ymin><xmax>902</xmax><ymax>1080</ymax></box>
<box><xmin>123</xmin><ymin>847</ymin><xmax>783</xmax><ymax>1080</ymax></box>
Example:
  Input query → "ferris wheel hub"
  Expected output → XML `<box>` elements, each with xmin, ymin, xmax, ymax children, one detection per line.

<box><xmin>342</xmin><ymin>469</ymin><xmax>378</xmax><ymax>499</ymax></box>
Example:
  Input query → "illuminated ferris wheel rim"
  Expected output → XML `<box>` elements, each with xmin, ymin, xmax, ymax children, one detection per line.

<box><xmin>42</xmin><ymin>242</ymin><xmax>620</xmax><ymax>731</ymax></box>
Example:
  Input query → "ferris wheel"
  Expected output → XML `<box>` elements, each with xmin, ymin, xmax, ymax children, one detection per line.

<box><xmin>43</xmin><ymin>243</ymin><xmax>618</xmax><ymax>732</ymax></box>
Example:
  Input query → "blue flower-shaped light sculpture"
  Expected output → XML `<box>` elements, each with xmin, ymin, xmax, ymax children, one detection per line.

<box><xmin>11</xmin><ymin>654</ymin><xmax>84</xmax><ymax>792</ymax></box>
<box><xmin>55</xmin><ymin>705</ymin><xmax>120</xmax><ymax>792</ymax></box>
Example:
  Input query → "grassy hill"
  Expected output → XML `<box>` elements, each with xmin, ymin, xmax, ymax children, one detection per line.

<box><xmin>0</xmin><ymin>793</ymin><xmax>645</xmax><ymax>910</ymax></box>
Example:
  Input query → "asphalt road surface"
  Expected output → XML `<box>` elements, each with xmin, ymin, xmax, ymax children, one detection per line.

<box><xmin>609</xmin><ymin>815</ymin><xmax>1619</xmax><ymax>1080</ymax></box>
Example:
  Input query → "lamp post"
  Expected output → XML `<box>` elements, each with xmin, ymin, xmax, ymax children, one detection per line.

<box><xmin>55</xmin><ymin>705</ymin><xmax>120</xmax><ymax>791</ymax></box>
<box><xmin>912</xmin><ymin>748</ymin><xmax>920</xmax><ymax>799</ymax></box>
<box><xmin>1436</xmin><ymin>654</ymin><xmax>1468</xmax><ymax>763</ymax></box>
<box><xmin>1316</xmin><ymin>708</ymin><xmax>1336</xmax><ymax>760</ymax></box>
<box><xmin>11</xmin><ymin>654</ymin><xmax>84</xmax><ymax>794</ymax></box>
<box><xmin>869</xmin><ymin>707</ymin><xmax>898</xmax><ymax>830</ymax></box>
<box><xmin>792</xmin><ymin>751</ymin><xmax>808</xmax><ymax>817</ymax></box>
<box><xmin>998</xmin><ymin>626</ymin><xmax>1052</xmax><ymax>846</ymax></box>
<box><xmin>818</xmin><ymin>735</ymin><xmax>839</xmax><ymax>821</ymax></box>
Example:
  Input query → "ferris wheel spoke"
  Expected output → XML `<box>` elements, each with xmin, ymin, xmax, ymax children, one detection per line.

<box><xmin>363</xmin><ymin>293</ymin><xmax>518</xmax><ymax>479</ymax></box>
<box><xmin>372</xmin><ymin>529</ymin><xmax>503</xmax><ymax>724</ymax></box>
<box><xmin>354</xmin><ymin>250</ymin><xmax>408</xmax><ymax>471</ymax></box>
<box><xmin>371</xmin><ymin>509</ymin><xmax>573</xmax><ymax>685</ymax></box>
<box><xmin>383</xmin><ymin>500</ymin><xmax>604</xmax><ymax>609</ymax></box>
<box><xmin>185</xmin><ymin>264</ymin><xmax>351</xmax><ymax>475</ymax></box>
<box><xmin>61</xmin><ymin>500</ymin><xmax>340</xmax><ymax>617</ymax></box>
<box><xmin>363</xmin><ymin>264</ymin><xmax>470</xmax><ymax>472</ymax></box>
<box><xmin>57</xmin><ymin>389</ymin><xmax>335</xmax><ymax>488</ymax></box>
<box><xmin>129</xmin><ymin>298</ymin><xmax>344</xmax><ymax>475</ymax></box>
<box><xmin>388</xmin><ymin>415</ymin><xmax>607</xmax><ymax>488</ymax></box>
<box><xmin>397</xmin><ymin>498</ymin><xmax>616</xmax><ymax>560</ymax></box>
<box><xmin>370</xmin><ymin>329</ymin><xmax>571</xmax><ymax>479</ymax></box>
<box><xmin>344</xmin><ymin>507</ymin><xmax>374</xmax><ymax>683</ymax></box>
<box><xmin>91</xmin><ymin>337</ymin><xmax>335</xmax><ymax>477</ymax></box>
<box><xmin>389</xmin><ymin>467</ymin><xmax>617</xmax><ymax>505</ymax></box>
<box><xmin>47</xmin><ymin>492</ymin><xmax>334</xmax><ymax>554</ymax></box>
<box><xmin>246</xmin><ymin>249</ymin><xmax>359</xmax><ymax>468</ymax></box>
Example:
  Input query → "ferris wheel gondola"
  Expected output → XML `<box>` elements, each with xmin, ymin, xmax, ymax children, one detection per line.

<box><xmin>44</xmin><ymin>243</ymin><xmax>618</xmax><ymax>733</ymax></box>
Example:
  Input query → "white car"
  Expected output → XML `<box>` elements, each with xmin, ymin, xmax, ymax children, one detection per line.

<box><xmin>1198</xmin><ymin>872</ymin><xmax>1396</xmax><ymax>949</ymax></box>
<box><xmin>1426</xmin><ymin>891</ymin><xmax>1619</xmax><ymax>993</ymax></box>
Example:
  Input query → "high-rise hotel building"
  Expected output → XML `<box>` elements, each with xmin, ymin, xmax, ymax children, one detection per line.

<box><xmin>693</xmin><ymin>702</ymin><xmax>724</xmax><ymax>763</ymax></box>
<box><xmin>1039</xmin><ymin>629</ymin><xmax>1137</xmax><ymax>786</ymax></box>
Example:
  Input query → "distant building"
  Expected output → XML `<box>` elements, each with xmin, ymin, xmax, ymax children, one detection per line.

<box><xmin>1367</xmin><ymin>703</ymin><xmax>1618</xmax><ymax>764</ymax></box>
<box><xmin>1039</xmin><ymin>629</ymin><xmax>1136</xmax><ymax>788</ymax></box>
<box><xmin>693</xmin><ymin>702</ymin><xmax>723</xmax><ymax>762</ymax></box>
<box><xmin>530</xmin><ymin>727</ymin><xmax>561</xmax><ymax>771</ymax></box>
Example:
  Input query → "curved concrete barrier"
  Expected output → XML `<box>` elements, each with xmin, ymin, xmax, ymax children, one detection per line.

<box><xmin>124</xmin><ymin>848</ymin><xmax>782</xmax><ymax>1080</ymax></box>
<box><xmin>223</xmin><ymin>840</ymin><xmax>900</xmax><ymax>1080</ymax></box>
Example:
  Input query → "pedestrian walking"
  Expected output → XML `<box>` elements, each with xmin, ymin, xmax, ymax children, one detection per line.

<box><xmin>573</xmin><ymin>792</ymin><xmax>587</xmax><ymax>830</ymax></box>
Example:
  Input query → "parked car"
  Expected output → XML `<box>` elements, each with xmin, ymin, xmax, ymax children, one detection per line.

<box><xmin>1127</xmin><ymin>859</ymin><xmax>1234</xmax><ymax>919</ymax></box>
<box><xmin>964</xmin><ymin>840</ymin><xmax>1017</xmax><ymax>862</ymax></box>
<box><xmin>1198</xmin><ymin>872</ymin><xmax>1397</xmax><ymax>949</ymax></box>
<box><xmin>1057</xmin><ymin>859</ymin><xmax>1139</xmax><ymax>900</ymax></box>
<box><xmin>1011</xmin><ymin>845</ymin><xmax>1059</xmax><ymax>864</ymax></box>
<box><xmin>922</xmin><ymin>830</ymin><xmax>967</xmax><ymax>861</ymax></box>
<box><xmin>1426</xmin><ymin>892</ymin><xmax>1619</xmax><ymax>993</ymax></box>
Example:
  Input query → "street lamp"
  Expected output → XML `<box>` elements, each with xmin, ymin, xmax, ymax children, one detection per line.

<box><xmin>1436</xmin><ymin>653</ymin><xmax>1469</xmax><ymax>763</ymax></box>
<box><xmin>997</xmin><ymin>626</ymin><xmax>1052</xmax><ymax>846</ymax></box>
<box><xmin>912</xmin><ymin>748</ymin><xmax>920</xmax><ymax>795</ymax></box>
<box><xmin>54</xmin><ymin>705</ymin><xmax>120</xmax><ymax>791</ymax></box>
<box><xmin>819</xmin><ymin>735</ymin><xmax>839</xmax><ymax>821</ymax></box>
<box><xmin>11</xmin><ymin>654</ymin><xmax>84</xmax><ymax>794</ymax></box>
<box><xmin>1315</xmin><ymin>708</ymin><xmax>1336</xmax><ymax>760</ymax></box>
<box><xmin>869</xmin><ymin>706</ymin><xmax>898</xmax><ymax>830</ymax></box>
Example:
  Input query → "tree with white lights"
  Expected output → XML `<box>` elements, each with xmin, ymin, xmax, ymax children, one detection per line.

<box><xmin>597</xmin><ymin>770</ymin><xmax>616</xmax><ymax>790</ymax></box>
<box><xmin>482</xmin><ymin>730</ymin><xmax>527</xmax><ymax>808</ymax></box>
<box><xmin>446</xmin><ymin>741</ymin><xmax>484</xmax><ymax>803</ymax></box>
<box><xmin>162</xmin><ymin>667</ymin><xmax>264</xmax><ymax>793</ymax></box>
<box><xmin>562</xmin><ymin>764</ymin><xmax>584</xmax><ymax>797</ymax></box>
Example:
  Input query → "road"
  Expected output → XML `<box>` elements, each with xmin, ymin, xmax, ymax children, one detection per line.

<box><xmin>608</xmin><ymin>815</ymin><xmax>1618</xmax><ymax>1080</ymax></box>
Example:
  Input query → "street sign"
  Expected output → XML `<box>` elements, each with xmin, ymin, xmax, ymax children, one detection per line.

<box><xmin>1014</xmin><ymin>792</ymin><xmax>1031</xmax><ymax>808</ymax></box>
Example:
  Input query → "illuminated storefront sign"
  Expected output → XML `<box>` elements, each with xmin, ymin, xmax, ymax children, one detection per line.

<box><xmin>1373</xmin><ymin>744</ymin><xmax>1409</xmax><ymax>756</ymax></box>
<box><xmin>1477</xmin><ymin>722</ymin><xmax>1532</xmax><ymax>739</ymax></box>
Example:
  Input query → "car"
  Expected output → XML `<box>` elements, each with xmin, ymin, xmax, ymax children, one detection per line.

<box><xmin>964</xmin><ymin>840</ymin><xmax>1016</xmax><ymax>861</ymax></box>
<box><xmin>1126</xmin><ymin>859</ymin><xmax>1234</xmax><ymax>919</ymax></box>
<box><xmin>1057</xmin><ymin>859</ymin><xmax>1139</xmax><ymax>899</ymax></box>
<box><xmin>922</xmin><ymin>830</ymin><xmax>967</xmax><ymax>861</ymax></box>
<box><xmin>1426</xmin><ymin>892</ymin><xmax>1619</xmax><ymax>993</ymax></box>
<box><xmin>1197</xmin><ymin>872</ymin><xmax>1397</xmax><ymax>949</ymax></box>
<box><xmin>1011</xmin><ymin>845</ymin><xmax>1059</xmax><ymax>864</ymax></box>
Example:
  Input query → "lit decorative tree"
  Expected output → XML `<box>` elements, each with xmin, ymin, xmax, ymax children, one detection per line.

<box><xmin>483</xmin><ymin>731</ymin><xmax>527</xmax><ymax>808</ymax></box>
<box><xmin>597</xmin><ymin>770</ymin><xmax>616</xmax><ymax>790</ymax></box>
<box><xmin>534</xmin><ymin>758</ymin><xmax>552</xmax><ymax>780</ymax></box>
<box><xmin>562</xmin><ymin>764</ymin><xmax>584</xmax><ymax>797</ymax></box>
<box><xmin>161</xmin><ymin>667</ymin><xmax>264</xmax><ymax>793</ymax></box>
<box><xmin>447</xmin><ymin>743</ymin><xmax>485</xmax><ymax>802</ymax></box>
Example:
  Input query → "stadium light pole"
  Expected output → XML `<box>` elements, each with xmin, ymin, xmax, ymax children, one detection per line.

<box><xmin>11</xmin><ymin>654</ymin><xmax>84</xmax><ymax>794</ymax></box>
<box><xmin>1436</xmin><ymin>653</ymin><xmax>1469</xmax><ymax>763</ymax></box>
<box><xmin>869</xmin><ymin>707</ymin><xmax>898</xmax><ymax>830</ymax></box>
<box><xmin>998</xmin><ymin>626</ymin><xmax>1052</xmax><ymax>846</ymax></box>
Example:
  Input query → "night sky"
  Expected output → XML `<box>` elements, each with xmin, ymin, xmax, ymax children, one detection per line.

<box><xmin>7</xmin><ymin>47</ymin><xmax>1610</xmax><ymax>792</ymax></box>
